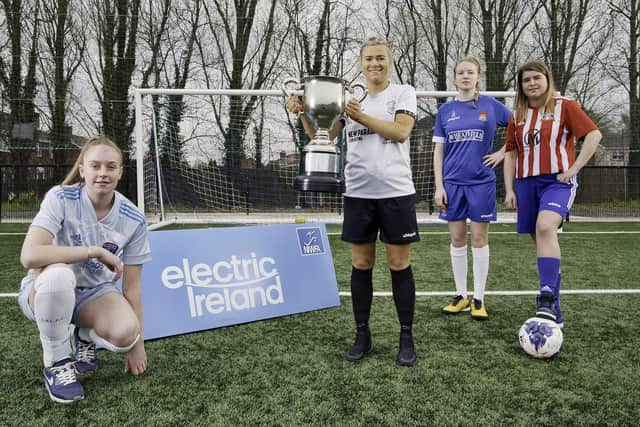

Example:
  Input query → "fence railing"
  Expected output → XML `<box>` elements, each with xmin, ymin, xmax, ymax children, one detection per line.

<box><xmin>1</xmin><ymin>163</ymin><xmax>639</xmax><ymax>222</ymax></box>
<box><xmin>0</xmin><ymin>164</ymin><xmax>137</xmax><ymax>222</ymax></box>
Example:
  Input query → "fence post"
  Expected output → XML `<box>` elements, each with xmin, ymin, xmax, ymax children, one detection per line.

<box><xmin>0</xmin><ymin>166</ymin><xmax>3</xmax><ymax>224</ymax></box>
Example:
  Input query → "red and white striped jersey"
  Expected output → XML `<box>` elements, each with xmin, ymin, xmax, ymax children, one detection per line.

<box><xmin>505</xmin><ymin>97</ymin><xmax>598</xmax><ymax>178</ymax></box>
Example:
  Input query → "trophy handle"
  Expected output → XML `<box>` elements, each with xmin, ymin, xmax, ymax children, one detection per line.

<box><xmin>282</xmin><ymin>78</ymin><xmax>301</xmax><ymax>97</ymax></box>
<box><xmin>348</xmin><ymin>83</ymin><xmax>368</xmax><ymax>103</ymax></box>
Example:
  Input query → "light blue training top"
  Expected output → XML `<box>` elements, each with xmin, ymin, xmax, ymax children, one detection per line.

<box><xmin>27</xmin><ymin>183</ymin><xmax>151</xmax><ymax>288</ymax></box>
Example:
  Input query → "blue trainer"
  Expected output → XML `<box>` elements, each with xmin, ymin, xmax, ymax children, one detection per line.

<box><xmin>535</xmin><ymin>290</ymin><xmax>557</xmax><ymax>322</ymax></box>
<box><xmin>43</xmin><ymin>357</ymin><xmax>84</xmax><ymax>403</ymax></box>
<box><xmin>73</xmin><ymin>328</ymin><xmax>97</xmax><ymax>374</ymax></box>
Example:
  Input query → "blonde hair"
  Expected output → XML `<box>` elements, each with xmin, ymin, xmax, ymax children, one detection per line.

<box><xmin>359</xmin><ymin>36</ymin><xmax>394</xmax><ymax>65</ymax></box>
<box><xmin>454</xmin><ymin>56</ymin><xmax>482</xmax><ymax>108</ymax></box>
<box><xmin>514</xmin><ymin>61</ymin><xmax>557</xmax><ymax>122</ymax></box>
<box><xmin>62</xmin><ymin>135</ymin><xmax>123</xmax><ymax>185</ymax></box>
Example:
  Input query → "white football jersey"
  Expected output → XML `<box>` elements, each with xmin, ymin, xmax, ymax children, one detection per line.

<box><xmin>24</xmin><ymin>183</ymin><xmax>151</xmax><ymax>288</ymax></box>
<box><xmin>343</xmin><ymin>83</ymin><xmax>417</xmax><ymax>198</ymax></box>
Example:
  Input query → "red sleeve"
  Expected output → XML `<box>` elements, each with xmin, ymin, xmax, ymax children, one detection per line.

<box><xmin>564</xmin><ymin>99</ymin><xmax>598</xmax><ymax>140</ymax></box>
<box><xmin>505</xmin><ymin>115</ymin><xmax>517</xmax><ymax>152</ymax></box>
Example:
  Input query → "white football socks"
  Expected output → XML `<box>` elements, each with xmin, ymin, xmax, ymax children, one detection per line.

<box><xmin>472</xmin><ymin>245</ymin><xmax>490</xmax><ymax>302</ymax></box>
<box><xmin>450</xmin><ymin>244</ymin><xmax>468</xmax><ymax>298</ymax></box>
<box><xmin>33</xmin><ymin>266</ymin><xmax>76</xmax><ymax>366</ymax></box>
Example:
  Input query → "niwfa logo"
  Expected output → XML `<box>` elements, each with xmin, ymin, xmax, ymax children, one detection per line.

<box><xmin>160</xmin><ymin>253</ymin><xmax>284</xmax><ymax>318</ymax></box>
<box><xmin>297</xmin><ymin>227</ymin><xmax>325</xmax><ymax>256</ymax></box>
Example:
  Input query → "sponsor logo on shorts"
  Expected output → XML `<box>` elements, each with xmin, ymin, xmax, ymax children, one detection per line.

<box><xmin>402</xmin><ymin>232</ymin><xmax>417</xmax><ymax>238</ymax></box>
<box><xmin>547</xmin><ymin>202</ymin><xmax>561</xmax><ymax>208</ymax></box>
<box><xmin>480</xmin><ymin>214</ymin><xmax>494</xmax><ymax>218</ymax></box>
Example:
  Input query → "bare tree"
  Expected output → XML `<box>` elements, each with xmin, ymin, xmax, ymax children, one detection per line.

<box><xmin>38</xmin><ymin>0</ymin><xmax>86</xmax><ymax>179</ymax></box>
<box><xmin>474</xmin><ymin>0</ymin><xmax>545</xmax><ymax>91</ymax></box>
<box><xmin>608</xmin><ymin>0</ymin><xmax>640</xmax><ymax>167</ymax></box>
<box><xmin>0</xmin><ymin>0</ymin><xmax>40</xmax><ymax>159</ymax></box>
<box><xmin>282</xmin><ymin>0</ymin><xmax>362</xmax><ymax>151</ymax></box>
<box><xmin>282</xmin><ymin>0</ymin><xmax>332</xmax><ymax>151</ymax></box>
<box><xmin>82</xmin><ymin>0</ymin><xmax>141</xmax><ymax>151</ymax></box>
<box><xmin>138</xmin><ymin>0</ymin><xmax>202</xmax><ymax>166</ymax></box>
<box><xmin>533</xmin><ymin>0</ymin><xmax>612</xmax><ymax>95</ymax></box>
<box><xmin>198</xmin><ymin>0</ymin><xmax>290</xmax><ymax>170</ymax></box>
<box><xmin>397</xmin><ymin>0</ymin><xmax>466</xmax><ymax>97</ymax></box>
<box><xmin>379</xmin><ymin>0</ymin><xmax>419</xmax><ymax>86</ymax></box>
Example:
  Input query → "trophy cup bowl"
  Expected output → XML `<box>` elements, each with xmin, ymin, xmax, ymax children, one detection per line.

<box><xmin>283</xmin><ymin>75</ymin><xmax>366</xmax><ymax>193</ymax></box>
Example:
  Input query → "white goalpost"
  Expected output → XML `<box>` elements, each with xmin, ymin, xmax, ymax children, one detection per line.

<box><xmin>134</xmin><ymin>88</ymin><xmax>514</xmax><ymax>228</ymax></box>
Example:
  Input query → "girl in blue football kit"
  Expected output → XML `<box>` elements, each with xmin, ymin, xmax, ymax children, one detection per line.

<box><xmin>18</xmin><ymin>136</ymin><xmax>152</xmax><ymax>403</ymax></box>
<box><xmin>433</xmin><ymin>56</ymin><xmax>511</xmax><ymax>320</ymax></box>
<box><xmin>286</xmin><ymin>37</ymin><xmax>419</xmax><ymax>366</ymax></box>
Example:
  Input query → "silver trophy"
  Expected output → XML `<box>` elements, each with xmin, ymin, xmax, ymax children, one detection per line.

<box><xmin>283</xmin><ymin>75</ymin><xmax>367</xmax><ymax>193</ymax></box>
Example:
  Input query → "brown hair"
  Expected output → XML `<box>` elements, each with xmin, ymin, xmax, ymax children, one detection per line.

<box><xmin>514</xmin><ymin>61</ymin><xmax>557</xmax><ymax>122</ymax></box>
<box><xmin>454</xmin><ymin>56</ymin><xmax>482</xmax><ymax>108</ymax></box>
<box><xmin>61</xmin><ymin>135</ymin><xmax>123</xmax><ymax>185</ymax></box>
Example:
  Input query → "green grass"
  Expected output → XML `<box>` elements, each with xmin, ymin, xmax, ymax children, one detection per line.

<box><xmin>1</xmin><ymin>222</ymin><xmax>639</xmax><ymax>425</ymax></box>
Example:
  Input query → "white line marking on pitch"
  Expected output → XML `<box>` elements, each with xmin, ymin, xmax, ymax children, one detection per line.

<box><xmin>3</xmin><ymin>289</ymin><xmax>640</xmax><ymax>298</ymax></box>
<box><xmin>327</xmin><ymin>231</ymin><xmax>640</xmax><ymax>236</ymax></box>
<box><xmin>3</xmin><ymin>231</ymin><xmax>640</xmax><ymax>237</ymax></box>
<box><xmin>339</xmin><ymin>289</ymin><xmax>640</xmax><ymax>297</ymax></box>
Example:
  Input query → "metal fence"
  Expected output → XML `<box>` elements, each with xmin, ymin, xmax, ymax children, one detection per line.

<box><xmin>1</xmin><ymin>163</ymin><xmax>639</xmax><ymax>222</ymax></box>
<box><xmin>0</xmin><ymin>164</ymin><xmax>137</xmax><ymax>222</ymax></box>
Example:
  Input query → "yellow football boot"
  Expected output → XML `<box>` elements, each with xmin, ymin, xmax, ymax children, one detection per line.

<box><xmin>442</xmin><ymin>295</ymin><xmax>470</xmax><ymax>314</ymax></box>
<box><xmin>470</xmin><ymin>298</ymin><xmax>488</xmax><ymax>320</ymax></box>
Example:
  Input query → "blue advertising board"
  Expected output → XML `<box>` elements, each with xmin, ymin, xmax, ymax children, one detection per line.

<box><xmin>141</xmin><ymin>224</ymin><xmax>340</xmax><ymax>340</ymax></box>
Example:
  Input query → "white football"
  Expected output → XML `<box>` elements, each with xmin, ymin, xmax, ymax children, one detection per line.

<box><xmin>518</xmin><ymin>317</ymin><xmax>563</xmax><ymax>359</ymax></box>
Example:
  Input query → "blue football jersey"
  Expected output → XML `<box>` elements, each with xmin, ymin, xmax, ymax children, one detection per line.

<box><xmin>433</xmin><ymin>95</ymin><xmax>511</xmax><ymax>185</ymax></box>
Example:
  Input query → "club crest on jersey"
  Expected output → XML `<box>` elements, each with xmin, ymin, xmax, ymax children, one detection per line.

<box><xmin>447</xmin><ymin>110</ymin><xmax>460</xmax><ymax>122</ymax></box>
<box><xmin>542</xmin><ymin>112</ymin><xmax>554</xmax><ymax>121</ymax></box>
<box><xmin>524</xmin><ymin>129</ymin><xmax>541</xmax><ymax>146</ymax></box>
<box><xmin>478</xmin><ymin>112</ymin><xmax>487</xmax><ymax>121</ymax></box>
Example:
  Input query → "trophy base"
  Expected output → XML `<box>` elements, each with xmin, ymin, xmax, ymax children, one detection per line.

<box><xmin>294</xmin><ymin>173</ymin><xmax>345</xmax><ymax>193</ymax></box>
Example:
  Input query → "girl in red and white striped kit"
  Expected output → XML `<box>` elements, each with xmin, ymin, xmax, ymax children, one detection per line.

<box><xmin>504</xmin><ymin>61</ymin><xmax>602</xmax><ymax>328</ymax></box>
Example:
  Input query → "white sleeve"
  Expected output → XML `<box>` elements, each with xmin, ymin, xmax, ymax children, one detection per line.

<box><xmin>123</xmin><ymin>221</ymin><xmax>152</xmax><ymax>265</ymax></box>
<box><xmin>30</xmin><ymin>187</ymin><xmax>65</xmax><ymax>236</ymax></box>
<box><xmin>395</xmin><ymin>85</ymin><xmax>417</xmax><ymax>118</ymax></box>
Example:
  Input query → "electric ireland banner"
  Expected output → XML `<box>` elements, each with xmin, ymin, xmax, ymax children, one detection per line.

<box><xmin>140</xmin><ymin>224</ymin><xmax>340</xmax><ymax>340</ymax></box>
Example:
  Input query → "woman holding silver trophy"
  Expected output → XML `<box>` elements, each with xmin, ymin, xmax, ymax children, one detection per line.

<box><xmin>286</xmin><ymin>36</ymin><xmax>419</xmax><ymax>366</ymax></box>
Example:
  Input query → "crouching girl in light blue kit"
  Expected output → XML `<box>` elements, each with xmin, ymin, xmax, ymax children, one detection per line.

<box><xmin>18</xmin><ymin>136</ymin><xmax>151</xmax><ymax>403</ymax></box>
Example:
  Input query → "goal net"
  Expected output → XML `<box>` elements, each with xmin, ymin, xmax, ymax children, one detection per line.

<box><xmin>134</xmin><ymin>88</ymin><xmax>514</xmax><ymax>227</ymax></box>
